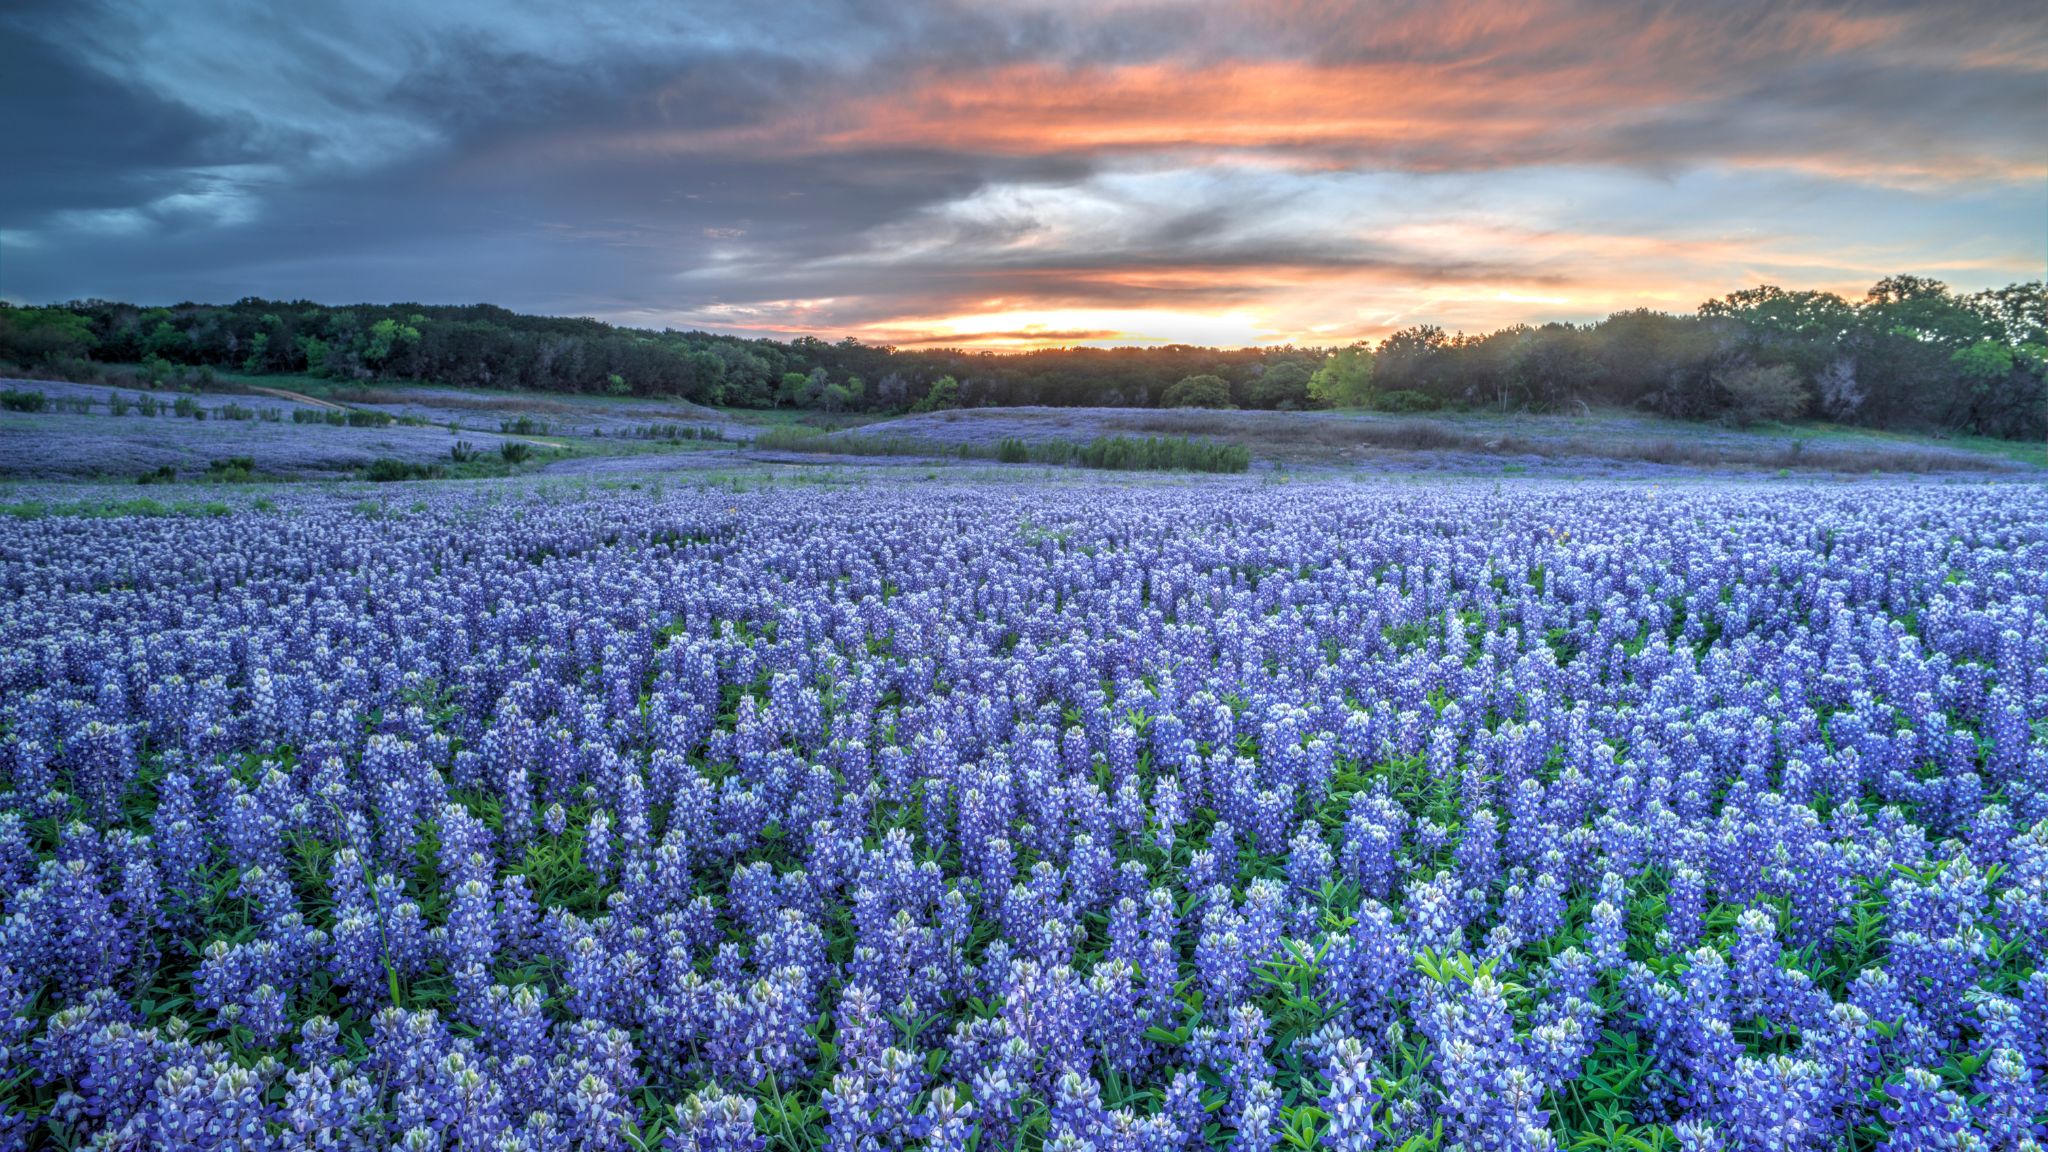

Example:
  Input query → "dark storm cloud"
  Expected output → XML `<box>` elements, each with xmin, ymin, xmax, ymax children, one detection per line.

<box><xmin>3</xmin><ymin>0</ymin><xmax>2041</xmax><ymax>343</ymax></box>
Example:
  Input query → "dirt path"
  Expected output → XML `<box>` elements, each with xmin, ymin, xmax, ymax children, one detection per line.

<box><xmin>246</xmin><ymin>385</ymin><xmax>345</xmax><ymax>410</ymax></box>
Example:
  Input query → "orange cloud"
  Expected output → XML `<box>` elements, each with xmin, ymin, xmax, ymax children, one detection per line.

<box><xmin>579</xmin><ymin>1</ymin><xmax>2044</xmax><ymax>187</ymax></box>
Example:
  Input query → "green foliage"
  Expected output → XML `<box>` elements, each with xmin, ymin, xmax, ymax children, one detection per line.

<box><xmin>1951</xmin><ymin>340</ymin><xmax>2014</xmax><ymax>382</ymax></box>
<box><xmin>140</xmin><ymin>319</ymin><xmax>187</xmax><ymax>361</ymax></box>
<box><xmin>0</xmin><ymin>387</ymin><xmax>47</xmax><ymax>412</ymax></box>
<box><xmin>499</xmin><ymin>441</ymin><xmax>532</xmax><ymax>465</ymax></box>
<box><xmin>1374</xmin><ymin>388</ymin><xmax>1441</xmax><ymax>413</ymax></box>
<box><xmin>1161</xmin><ymin>373</ymin><xmax>1232</xmax><ymax>408</ymax></box>
<box><xmin>361</xmin><ymin>458</ymin><xmax>444</xmax><ymax>482</ymax></box>
<box><xmin>0</xmin><ymin>307</ymin><xmax>97</xmax><ymax>363</ymax></box>
<box><xmin>1309</xmin><ymin>345</ymin><xmax>1375</xmax><ymax>408</ymax></box>
<box><xmin>1076</xmin><ymin>434</ymin><xmax>1249</xmax><ymax>472</ymax></box>
<box><xmin>206</xmin><ymin>456</ymin><xmax>256</xmax><ymax>481</ymax></box>
<box><xmin>911</xmin><ymin>375</ymin><xmax>960</xmax><ymax>413</ymax></box>
<box><xmin>1247</xmin><ymin>360</ymin><xmax>1314</xmax><ymax>409</ymax></box>
<box><xmin>605</xmin><ymin>373</ymin><xmax>631</xmax><ymax>396</ymax></box>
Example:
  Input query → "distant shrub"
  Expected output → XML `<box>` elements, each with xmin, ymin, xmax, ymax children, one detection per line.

<box><xmin>134</xmin><ymin>394</ymin><xmax>161</xmax><ymax>417</ymax></box>
<box><xmin>1161</xmin><ymin>375</ymin><xmax>1233</xmax><ymax>409</ymax></box>
<box><xmin>0</xmin><ymin>388</ymin><xmax>46</xmax><ymax>412</ymax></box>
<box><xmin>206</xmin><ymin>457</ymin><xmax>255</xmax><ymax>482</ymax></box>
<box><xmin>499</xmin><ymin>416</ymin><xmax>549</xmax><ymax>435</ymax></box>
<box><xmin>174</xmin><ymin>396</ymin><xmax>203</xmax><ymax>419</ymax></box>
<box><xmin>450</xmin><ymin>440</ymin><xmax>480</xmax><ymax>463</ymax></box>
<box><xmin>292</xmin><ymin>408</ymin><xmax>324</xmax><ymax>424</ymax></box>
<box><xmin>362</xmin><ymin>458</ymin><xmax>443</xmax><ymax>482</ymax></box>
<box><xmin>997</xmin><ymin>437</ymin><xmax>1031</xmax><ymax>464</ymax></box>
<box><xmin>218</xmin><ymin>402</ymin><xmax>257</xmax><ymax>421</ymax></box>
<box><xmin>754</xmin><ymin>427</ymin><xmax>827</xmax><ymax>451</ymax></box>
<box><xmin>109</xmin><ymin>395</ymin><xmax>131</xmax><ymax>417</ymax></box>
<box><xmin>345</xmin><ymin>408</ymin><xmax>393</xmax><ymax>428</ymax></box>
<box><xmin>1077</xmin><ymin>435</ymin><xmax>1250</xmax><ymax>473</ymax></box>
<box><xmin>1375</xmin><ymin>389</ymin><xmax>1442</xmax><ymax>413</ymax></box>
<box><xmin>136</xmin><ymin>465</ymin><xmax>178</xmax><ymax>485</ymax></box>
<box><xmin>630</xmin><ymin>422</ymin><xmax>725</xmax><ymax>441</ymax></box>
<box><xmin>500</xmin><ymin>442</ymin><xmax>532</xmax><ymax>465</ymax></box>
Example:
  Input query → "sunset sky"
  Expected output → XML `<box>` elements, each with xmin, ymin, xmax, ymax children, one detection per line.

<box><xmin>5</xmin><ymin>0</ymin><xmax>2043</xmax><ymax>349</ymax></box>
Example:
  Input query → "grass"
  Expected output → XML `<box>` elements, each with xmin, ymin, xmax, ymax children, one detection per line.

<box><xmin>755</xmin><ymin>427</ymin><xmax>1250</xmax><ymax>472</ymax></box>
<box><xmin>942</xmin><ymin>408</ymin><xmax>2027</xmax><ymax>474</ymax></box>
<box><xmin>0</xmin><ymin>496</ymin><xmax>234</xmax><ymax>519</ymax></box>
<box><xmin>716</xmin><ymin>407</ymin><xmax>883</xmax><ymax>431</ymax></box>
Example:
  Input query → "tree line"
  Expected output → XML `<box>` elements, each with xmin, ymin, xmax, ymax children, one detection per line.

<box><xmin>0</xmin><ymin>275</ymin><xmax>2040</xmax><ymax>438</ymax></box>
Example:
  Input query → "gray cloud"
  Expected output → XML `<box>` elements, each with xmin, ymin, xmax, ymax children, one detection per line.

<box><xmin>3</xmin><ymin>0</ymin><xmax>2041</xmax><ymax>338</ymax></box>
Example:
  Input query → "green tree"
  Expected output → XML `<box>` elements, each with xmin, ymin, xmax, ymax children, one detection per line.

<box><xmin>777</xmin><ymin>372</ymin><xmax>811</xmax><ymax>407</ymax></box>
<box><xmin>241</xmin><ymin>332</ymin><xmax>270</xmax><ymax>375</ymax></box>
<box><xmin>1247</xmin><ymin>360</ymin><xmax>1313</xmax><ymax>409</ymax></box>
<box><xmin>1161</xmin><ymin>374</ymin><xmax>1232</xmax><ymax>408</ymax></box>
<box><xmin>912</xmin><ymin>375</ymin><xmax>960</xmax><ymax>413</ymax></box>
<box><xmin>141</xmin><ymin>320</ymin><xmax>187</xmax><ymax>362</ymax></box>
<box><xmin>0</xmin><ymin>308</ymin><xmax>98</xmax><ymax>364</ymax></box>
<box><xmin>1307</xmin><ymin>346</ymin><xmax>1374</xmax><ymax>407</ymax></box>
<box><xmin>1699</xmin><ymin>285</ymin><xmax>1855</xmax><ymax>342</ymax></box>
<box><xmin>363</xmin><ymin>317</ymin><xmax>421</xmax><ymax>371</ymax></box>
<box><xmin>296</xmin><ymin>334</ymin><xmax>332</xmax><ymax>376</ymax></box>
<box><xmin>1951</xmin><ymin>341</ymin><xmax>2015</xmax><ymax>384</ymax></box>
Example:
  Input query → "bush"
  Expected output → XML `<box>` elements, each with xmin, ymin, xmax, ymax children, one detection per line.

<box><xmin>218</xmin><ymin>402</ymin><xmax>257</xmax><ymax>421</ymax></box>
<box><xmin>1719</xmin><ymin>363</ymin><xmax>1807</xmax><ymax>426</ymax></box>
<box><xmin>499</xmin><ymin>442</ymin><xmax>532</xmax><ymax>465</ymax></box>
<box><xmin>362</xmin><ymin>458</ymin><xmax>443</xmax><ymax>482</ymax></box>
<box><xmin>0</xmin><ymin>388</ymin><xmax>46</xmax><ymax>412</ymax></box>
<box><xmin>136</xmin><ymin>465</ymin><xmax>177</xmax><ymax>485</ymax></box>
<box><xmin>1374</xmin><ymin>389</ymin><xmax>1442</xmax><ymax>413</ymax></box>
<box><xmin>292</xmin><ymin>408</ymin><xmax>323</xmax><ymax>424</ymax></box>
<box><xmin>345</xmin><ymin>408</ymin><xmax>393</xmax><ymax>428</ymax></box>
<box><xmin>450</xmin><ymin>441</ymin><xmax>479</xmax><ymax>463</ymax></box>
<box><xmin>205</xmin><ymin>457</ymin><xmax>255</xmax><ymax>482</ymax></box>
<box><xmin>1161</xmin><ymin>374</ymin><xmax>1233</xmax><ymax>408</ymax></box>
<box><xmin>1077</xmin><ymin>435</ymin><xmax>1250</xmax><ymax>473</ymax></box>
<box><xmin>174</xmin><ymin>396</ymin><xmax>203</xmax><ymax>419</ymax></box>
<box><xmin>997</xmin><ymin>437</ymin><xmax>1031</xmax><ymax>463</ymax></box>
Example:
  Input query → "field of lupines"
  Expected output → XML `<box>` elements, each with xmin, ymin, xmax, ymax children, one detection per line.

<box><xmin>1</xmin><ymin>478</ymin><xmax>2044</xmax><ymax>1151</ymax></box>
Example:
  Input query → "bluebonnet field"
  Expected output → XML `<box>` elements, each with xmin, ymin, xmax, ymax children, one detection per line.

<box><xmin>0</xmin><ymin>477</ymin><xmax>2044</xmax><ymax>1151</ymax></box>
